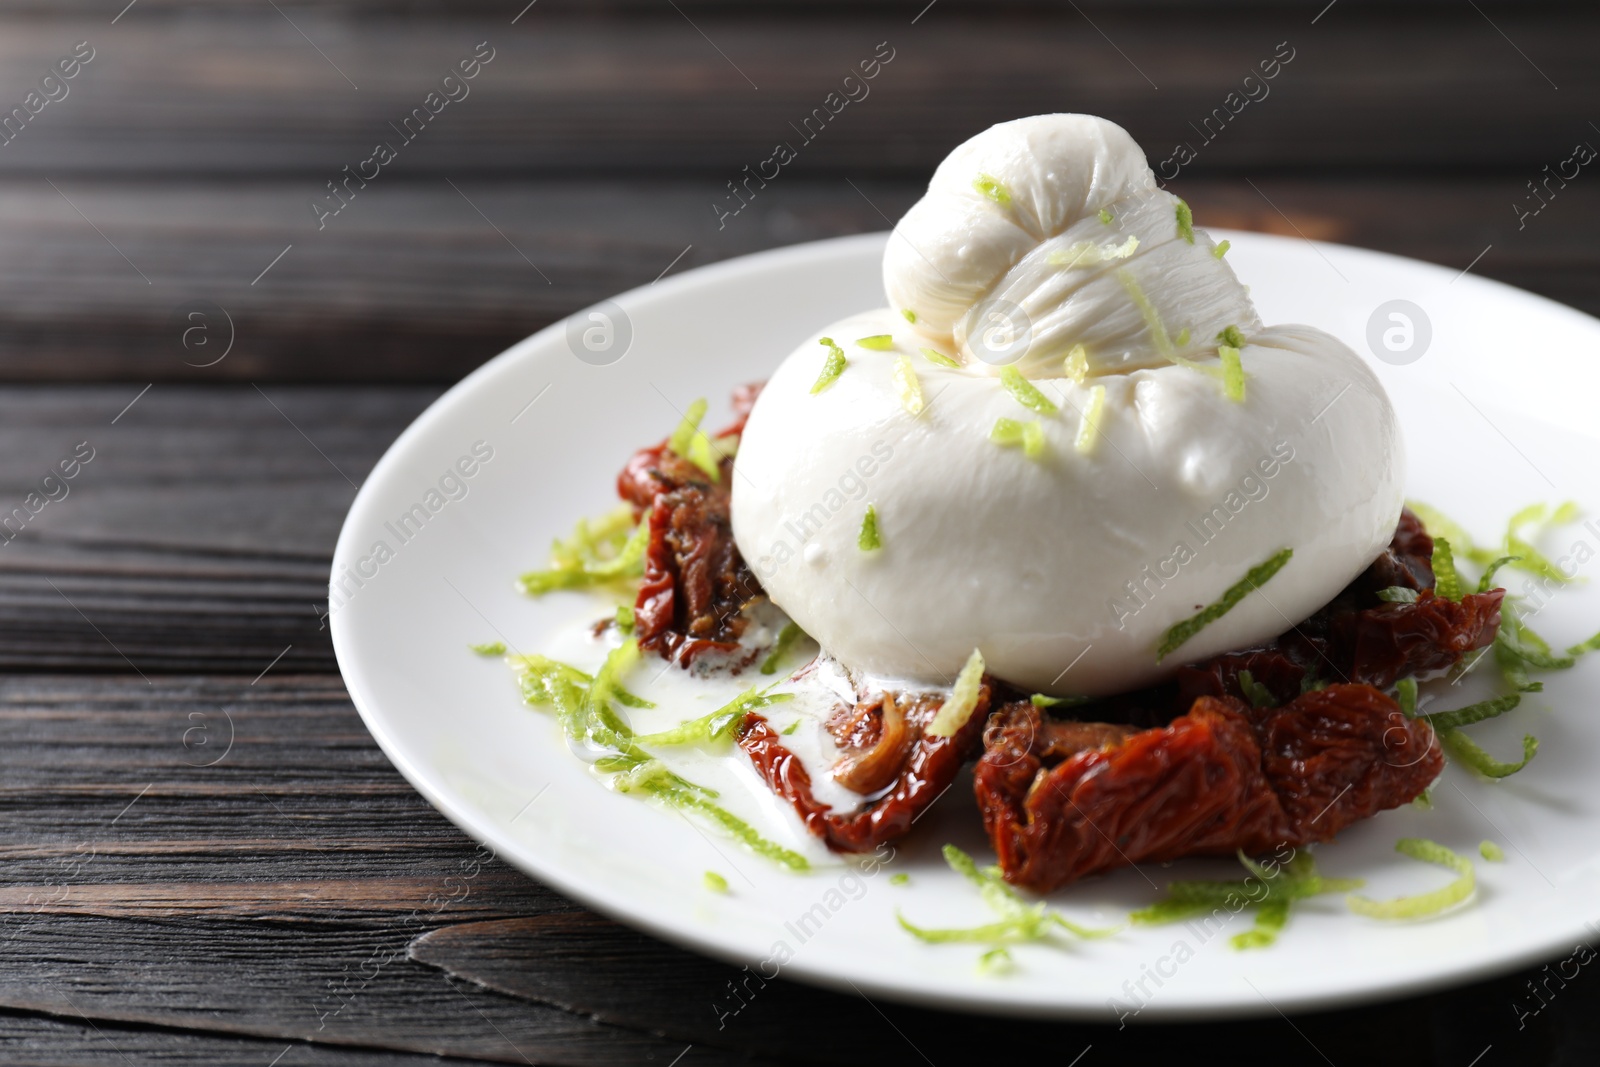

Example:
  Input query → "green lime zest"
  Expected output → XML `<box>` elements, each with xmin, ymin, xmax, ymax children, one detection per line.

<box><xmin>1480</xmin><ymin>840</ymin><xmax>1505</xmax><ymax>862</ymax></box>
<box><xmin>1422</xmin><ymin>693</ymin><xmax>1521</xmax><ymax>731</ymax></box>
<box><xmin>667</xmin><ymin>397</ymin><xmax>708</xmax><ymax>457</ymax></box>
<box><xmin>1097</xmin><ymin>207</ymin><xmax>1114</xmax><ymax>225</ymax></box>
<box><xmin>1213</xmin><ymin>239</ymin><xmax>1231</xmax><ymax>259</ymax></box>
<box><xmin>890</xmin><ymin>872</ymin><xmax>910</xmax><ymax>886</ymax></box>
<box><xmin>520</xmin><ymin>507</ymin><xmax>649</xmax><ymax>595</ymax></box>
<box><xmin>856</xmin><ymin>334</ymin><xmax>895</xmax><ymax>351</ymax></box>
<box><xmin>1440</xmin><ymin>727</ymin><xmax>1537</xmax><ymax>779</ymax></box>
<box><xmin>1075</xmin><ymin>384</ymin><xmax>1106</xmax><ymax>455</ymax></box>
<box><xmin>999</xmin><ymin>365</ymin><xmax>1058</xmax><ymax>415</ymax></box>
<box><xmin>898</xmin><ymin>844</ymin><xmax>1115</xmax><ymax>947</ymax></box>
<box><xmin>1476</xmin><ymin>555</ymin><xmax>1521</xmax><ymax>593</ymax></box>
<box><xmin>1231</xmin><ymin>900</ymin><xmax>1290</xmax><ymax>950</ymax></box>
<box><xmin>1030</xmin><ymin>693</ymin><xmax>1062</xmax><ymax>708</ymax></box>
<box><xmin>920</xmin><ymin>346</ymin><xmax>961</xmax><ymax>369</ymax></box>
<box><xmin>1157</xmin><ymin>548</ymin><xmax>1293</xmax><ymax>661</ymax></box>
<box><xmin>811</xmin><ymin>337</ymin><xmax>847</xmax><ymax>394</ymax></box>
<box><xmin>615</xmin><ymin>604</ymin><xmax>635</xmax><ymax>634</ymax></box>
<box><xmin>760</xmin><ymin>620</ymin><xmax>806</xmax><ymax>675</ymax></box>
<box><xmin>977</xmin><ymin>946</ymin><xmax>1014</xmax><ymax>974</ymax></box>
<box><xmin>781</xmin><ymin>719</ymin><xmax>800</xmax><ymax>735</ymax></box>
<box><xmin>1376</xmin><ymin>586</ymin><xmax>1420</xmax><ymax>603</ymax></box>
<box><xmin>1175</xmin><ymin>198</ymin><xmax>1195</xmax><ymax>244</ymax></box>
<box><xmin>858</xmin><ymin>504</ymin><xmax>882</xmax><ymax>551</ymax></box>
<box><xmin>990</xmin><ymin>416</ymin><xmax>1047</xmax><ymax>460</ymax></box>
<box><xmin>1498</xmin><ymin>614</ymin><xmax>1576</xmax><ymax>671</ymax></box>
<box><xmin>704</xmin><ymin>870</ymin><xmax>729</xmax><ymax>893</ymax></box>
<box><xmin>469</xmin><ymin>641</ymin><xmax>507</xmax><ymax>656</ymax></box>
<box><xmin>1431</xmin><ymin>538</ymin><xmax>1463</xmax><ymax>602</ymax></box>
<box><xmin>685</xmin><ymin>429</ymin><xmax>721</xmax><ymax>482</ymax></box>
<box><xmin>1236</xmin><ymin>669</ymin><xmax>1275</xmax><ymax>709</ymax></box>
<box><xmin>514</xmin><ymin>644</ymin><xmax>808</xmax><ymax>871</ymax></box>
<box><xmin>1219</xmin><ymin>345</ymin><xmax>1245</xmax><ymax>402</ymax></box>
<box><xmin>634</xmin><ymin>686</ymin><xmax>790</xmax><ymax>747</ymax></box>
<box><xmin>1347</xmin><ymin>838</ymin><xmax>1474</xmax><ymax>920</ymax></box>
<box><xmin>1117</xmin><ymin>269</ymin><xmax>1175</xmax><ymax>357</ymax></box>
<box><xmin>1569</xmin><ymin>629</ymin><xmax>1600</xmax><ymax>656</ymax></box>
<box><xmin>926</xmin><ymin>648</ymin><xmax>986</xmax><ymax>738</ymax></box>
<box><xmin>1396</xmin><ymin>676</ymin><xmax>1418</xmax><ymax>718</ymax></box>
<box><xmin>901</xmin><ymin>308</ymin><xmax>917</xmax><ymax>324</ymax></box>
<box><xmin>893</xmin><ymin>354</ymin><xmax>925</xmax><ymax>416</ymax></box>
<box><xmin>1063</xmin><ymin>344</ymin><xmax>1089</xmax><ymax>382</ymax></box>
<box><xmin>973</xmin><ymin>173</ymin><xmax>1012</xmax><ymax>207</ymax></box>
<box><xmin>1132</xmin><ymin>851</ymin><xmax>1362</xmax><ymax>950</ymax></box>
<box><xmin>1046</xmin><ymin>235</ymin><xmax>1139</xmax><ymax>268</ymax></box>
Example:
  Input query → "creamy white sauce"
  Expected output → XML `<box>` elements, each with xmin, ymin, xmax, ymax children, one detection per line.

<box><xmin>535</xmin><ymin>609</ymin><xmax>879</xmax><ymax>842</ymax></box>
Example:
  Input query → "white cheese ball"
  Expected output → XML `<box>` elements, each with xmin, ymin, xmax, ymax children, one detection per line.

<box><xmin>731</xmin><ymin>114</ymin><xmax>1405</xmax><ymax>695</ymax></box>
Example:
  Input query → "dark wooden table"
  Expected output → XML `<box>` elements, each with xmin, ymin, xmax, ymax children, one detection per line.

<box><xmin>2</xmin><ymin>2</ymin><xmax>1597</xmax><ymax>1063</ymax></box>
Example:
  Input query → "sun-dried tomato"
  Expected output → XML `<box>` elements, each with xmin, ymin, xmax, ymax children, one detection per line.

<box><xmin>976</xmin><ymin>684</ymin><xmax>1441</xmax><ymax>891</ymax></box>
<box><xmin>634</xmin><ymin>484</ymin><xmax>760</xmax><ymax>665</ymax></box>
<box><xmin>619</xmin><ymin>387</ymin><xmax>767</xmax><ymax>665</ymax></box>
<box><xmin>737</xmin><ymin>682</ymin><xmax>991</xmax><ymax>853</ymax></box>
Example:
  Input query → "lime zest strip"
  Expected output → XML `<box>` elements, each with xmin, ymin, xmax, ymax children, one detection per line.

<box><xmin>1175</xmin><ymin>198</ymin><xmax>1195</xmax><ymax>244</ymax></box>
<box><xmin>1075</xmin><ymin>384</ymin><xmax>1105</xmax><ymax>456</ymax></box>
<box><xmin>990</xmin><ymin>416</ymin><xmax>1047</xmax><ymax>460</ymax></box>
<box><xmin>858</xmin><ymin>504</ymin><xmax>882</xmax><ymax>551</ymax></box>
<box><xmin>1063</xmin><ymin>344</ymin><xmax>1089</xmax><ymax>382</ymax></box>
<box><xmin>1218</xmin><ymin>345</ymin><xmax>1245</xmax><ymax>402</ymax></box>
<box><xmin>893</xmin><ymin>354</ymin><xmax>925</xmax><ymax>416</ymax></box>
<box><xmin>973</xmin><ymin>173</ymin><xmax>1012</xmax><ymax>207</ymax></box>
<box><xmin>1431</xmin><ymin>538</ymin><xmax>1463</xmax><ymax>602</ymax></box>
<box><xmin>1213</xmin><ymin>239</ymin><xmax>1231</xmax><ymax>259</ymax></box>
<box><xmin>759</xmin><ymin>620</ymin><xmax>805</xmax><ymax>675</ymax></box>
<box><xmin>633</xmin><ymin>686</ymin><xmax>791</xmax><ymax>747</ymax></box>
<box><xmin>901</xmin><ymin>308</ymin><xmax>917</xmax><ymax>324</ymax></box>
<box><xmin>810</xmin><ymin>337</ymin><xmax>847</xmax><ymax>394</ymax></box>
<box><xmin>1422</xmin><ymin>693</ymin><xmax>1521</xmax><ymax>731</ymax></box>
<box><xmin>1440</xmin><ymin>727</ymin><xmax>1537</xmax><ymax>778</ymax></box>
<box><xmin>668</xmin><ymin>398</ymin><xmax>708</xmax><ymax>457</ymax></box>
<box><xmin>1347</xmin><ymin>838</ymin><xmax>1474</xmax><ymax>920</ymax></box>
<box><xmin>520</xmin><ymin>508</ymin><xmax>649</xmax><ymax>595</ymax></box>
<box><xmin>898</xmin><ymin>844</ymin><xmax>1115</xmax><ymax>947</ymax></box>
<box><xmin>856</xmin><ymin>334</ymin><xmax>895</xmax><ymax>351</ymax></box>
<box><xmin>469</xmin><ymin>641</ymin><xmax>507</xmax><ymax>656</ymax></box>
<box><xmin>1157</xmin><ymin>548</ymin><xmax>1294</xmax><ymax>661</ymax></box>
<box><xmin>1480</xmin><ymin>840</ymin><xmax>1506</xmax><ymax>862</ymax></box>
<box><xmin>920</xmin><ymin>346</ymin><xmax>961</xmax><ymax>369</ymax></box>
<box><xmin>926</xmin><ymin>648</ymin><xmax>985</xmax><ymax>738</ymax></box>
<box><xmin>1046</xmin><ymin>235</ymin><xmax>1139</xmax><ymax>268</ymax></box>
<box><xmin>1098</xmin><ymin>207</ymin><xmax>1114</xmax><ymax>224</ymax></box>
<box><xmin>999</xmin><ymin>365</ymin><xmax>1058</xmax><ymax>415</ymax></box>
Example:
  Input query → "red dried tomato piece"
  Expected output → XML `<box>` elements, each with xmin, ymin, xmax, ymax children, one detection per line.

<box><xmin>737</xmin><ymin>682</ymin><xmax>991</xmax><ymax>853</ymax></box>
<box><xmin>618</xmin><ymin>387</ymin><xmax>767</xmax><ymax>666</ymax></box>
<box><xmin>976</xmin><ymin>684</ymin><xmax>1441</xmax><ymax>892</ymax></box>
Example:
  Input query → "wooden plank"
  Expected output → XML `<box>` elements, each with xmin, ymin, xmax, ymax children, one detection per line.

<box><xmin>0</xmin><ymin>8</ymin><xmax>1587</xmax><ymax>179</ymax></box>
<box><xmin>0</xmin><ymin>386</ymin><xmax>435</xmax><ymax>673</ymax></box>
<box><xmin>0</xmin><ymin>177</ymin><xmax>1595</xmax><ymax>384</ymax></box>
<box><xmin>0</xmin><ymin>672</ymin><xmax>759</xmax><ymax>1065</ymax></box>
<box><xmin>0</xmin><ymin>1009</ymin><xmax>518</xmax><ymax>1066</ymax></box>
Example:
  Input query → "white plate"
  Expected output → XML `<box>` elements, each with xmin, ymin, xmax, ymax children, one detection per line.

<box><xmin>332</xmin><ymin>230</ymin><xmax>1600</xmax><ymax>1021</ymax></box>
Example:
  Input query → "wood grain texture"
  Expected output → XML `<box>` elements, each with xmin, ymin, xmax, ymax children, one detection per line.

<box><xmin>0</xmin><ymin>385</ymin><xmax>436</xmax><ymax>672</ymax></box>
<box><xmin>0</xmin><ymin>7</ymin><xmax>1588</xmax><ymax>177</ymax></box>
<box><xmin>0</xmin><ymin>177</ymin><xmax>1594</xmax><ymax>383</ymax></box>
